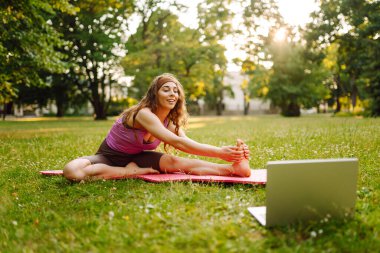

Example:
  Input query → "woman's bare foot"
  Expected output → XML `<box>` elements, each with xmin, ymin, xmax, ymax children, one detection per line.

<box><xmin>232</xmin><ymin>139</ymin><xmax>251</xmax><ymax>177</ymax></box>
<box><xmin>124</xmin><ymin>162</ymin><xmax>159</xmax><ymax>177</ymax></box>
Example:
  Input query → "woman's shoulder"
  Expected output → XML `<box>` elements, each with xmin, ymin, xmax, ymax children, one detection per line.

<box><xmin>136</xmin><ymin>108</ymin><xmax>170</xmax><ymax>127</ymax></box>
<box><xmin>134</xmin><ymin>107</ymin><xmax>159</xmax><ymax>125</ymax></box>
<box><xmin>135</xmin><ymin>107</ymin><xmax>154</xmax><ymax>119</ymax></box>
<box><xmin>138</xmin><ymin>107</ymin><xmax>153</xmax><ymax>114</ymax></box>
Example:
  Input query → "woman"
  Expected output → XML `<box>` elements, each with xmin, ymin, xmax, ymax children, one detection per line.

<box><xmin>63</xmin><ymin>73</ymin><xmax>251</xmax><ymax>181</ymax></box>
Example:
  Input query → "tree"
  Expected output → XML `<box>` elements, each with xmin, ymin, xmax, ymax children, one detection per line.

<box><xmin>306</xmin><ymin>0</ymin><xmax>380</xmax><ymax>116</ymax></box>
<box><xmin>49</xmin><ymin>73</ymin><xmax>88</xmax><ymax>117</ymax></box>
<box><xmin>0</xmin><ymin>80</ymin><xmax>16</xmax><ymax>120</ymax></box>
<box><xmin>14</xmin><ymin>83</ymin><xmax>51</xmax><ymax>115</ymax></box>
<box><xmin>237</xmin><ymin>0</ymin><xmax>282</xmax><ymax>114</ymax></box>
<box><xmin>52</xmin><ymin>0</ymin><xmax>134</xmax><ymax>120</ymax></box>
<box><xmin>321</xmin><ymin>43</ymin><xmax>344</xmax><ymax>113</ymax></box>
<box><xmin>196</xmin><ymin>0</ymin><xmax>234</xmax><ymax>115</ymax></box>
<box><xmin>239</xmin><ymin>60</ymin><xmax>270</xmax><ymax>115</ymax></box>
<box><xmin>123</xmin><ymin>4</ymin><xmax>186</xmax><ymax>99</ymax></box>
<box><xmin>122</xmin><ymin>1</ymin><xmax>231</xmax><ymax>115</ymax></box>
<box><xmin>265</xmin><ymin>29</ymin><xmax>329</xmax><ymax>116</ymax></box>
<box><xmin>0</xmin><ymin>0</ymin><xmax>77</xmax><ymax>118</ymax></box>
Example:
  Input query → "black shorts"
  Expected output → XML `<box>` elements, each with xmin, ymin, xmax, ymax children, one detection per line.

<box><xmin>80</xmin><ymin>140</ymin><xmax>164</xmax><ymax>171</ymax></box>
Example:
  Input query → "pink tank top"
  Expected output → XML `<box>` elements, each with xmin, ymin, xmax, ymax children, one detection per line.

<box><xmin>106</xmin><ymin>116</ymin><xmax>169</xmax><ymax>154</ymax></box>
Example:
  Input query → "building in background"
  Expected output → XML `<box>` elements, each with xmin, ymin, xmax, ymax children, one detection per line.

<box><xmin>222</xmin><ymin>71</ymin><xmax>270</xmax><ymax>114</ymax></box>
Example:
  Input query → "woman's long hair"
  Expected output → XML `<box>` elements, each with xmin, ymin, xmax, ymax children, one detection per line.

<box><xmin>121</xmin><ymin>73</ymin><xmax>188</xmax><ymax>138</ymax></box>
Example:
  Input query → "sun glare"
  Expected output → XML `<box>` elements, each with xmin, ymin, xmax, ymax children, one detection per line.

<box><xmin>274</xmin><ymin>28</ymin><xmax>287</xmax><ymax>42</ymax></box>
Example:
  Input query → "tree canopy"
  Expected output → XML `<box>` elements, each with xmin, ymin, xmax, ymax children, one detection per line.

<box><xmin>122</xmin><ymin>0</ymin><xmax>232</xmax><ymax>115</ymax></box>
<box><xmin>306</xmin><ymin>0</ymin><xmax>380</xmax><ymax>116</ymax></box>
<box><xmin>0</xmin><ymin>0</ymin><xmax>77</xmax><ymax>108</ymax></box>
<box><xmin>1</xmin><ymin>0</ymin><xmax>379</xmax><ymax>118</ymax></box>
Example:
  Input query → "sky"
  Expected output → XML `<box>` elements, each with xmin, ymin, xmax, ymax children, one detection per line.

<box><xmin>176</xmin><ymin>0</ymin><xmax>319</xmax><ymax>71</ymax></box>
<box><xmin>276</xmin><ymin>0</ymin><xmax>319</xmax><ymax>27</ymax></box>
<box><xmin>177</xmin><ymin>0</ymin><xmax>318</xmax><ymax>28</ymax></box>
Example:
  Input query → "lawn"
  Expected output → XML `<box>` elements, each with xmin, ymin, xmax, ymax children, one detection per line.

<box><xmin>0</xmin><ymin>115</ymin><xmax>379</xmax><ymax>252</ymax></box>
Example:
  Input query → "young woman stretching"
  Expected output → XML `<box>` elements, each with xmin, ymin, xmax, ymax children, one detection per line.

<box><xmin>63</xmin><ymin>73</ymin><xmax>251</xmax><ymax>181</ymax></box>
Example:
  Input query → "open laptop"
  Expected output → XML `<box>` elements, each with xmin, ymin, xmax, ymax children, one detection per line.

<box><xmin>248</xmin><ymin>158</ymin><xmax>358</xmax><ymax>226</ymax></box>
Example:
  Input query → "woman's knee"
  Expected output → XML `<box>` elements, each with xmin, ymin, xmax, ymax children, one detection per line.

<box><xmin>159</xmin><ymin>155</ymin><xmax>184</xmax><ymax>172</ymax></box>
<box><xmin>63</xmin><ymin>158</ymin><xmax>91</xmax><ymax>181</ymax></box>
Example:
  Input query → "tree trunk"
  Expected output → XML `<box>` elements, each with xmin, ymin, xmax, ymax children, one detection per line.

<box><xmin>6</xmin><ymin>101</ymin><xmax>12</xmax><ymax>114</ymax></box>
<box><xmin>244</xmin><ymin>101</ymin><xmax>250</xmax><ymax>115</ymax></box>
<box><xmin>2</xmin><ymin>103</ymin><xmax>5</xmax><ymax>120</ymax></box>
<box><xmin>89</xmin><ymin>89</ymin><xmax>108</xmax><ymax>120</ymax></box>
<box><xmin>2</xmin><ymin>102</ymin><xmax>13</xmax><ymax>120</ymax></box>
<box><xmin>333</xmin><ymin>74</ymin><xmax>342</xmax><ymax>113</ymax></box>
<box><xmin>93</xmin><ymin>102</ymin><xmax>107</xmax><ymax>120</ymax></box>
<box><xmin>373</xmin><ymin>92</ymin><xmax>380</xmax><ymax>116</ymax></box>
<box><xmin>216</xmin><ymin>100</ymin><xmax>223</xmax><ymax>116</ymax></box>
<box><xmin>55</xmin><ymin>97</ymin><xmax>65</xmax><ymax>117</ymax></box>
<box><xmin>281</xmin><ymin>102</ymin><xmax>300</xmax><ymax>117</ymax></box>
<box><xmin>350</xmin><ymin>78</ymin><xmax>357</xmax><ymax>110</ymax></box>
<box><xmin>335</xmin><ymin>97</ymin><xmax>341</xmax><ymax>113</ymax></box>
<box><xmin>56</xmin><ymin>106</ymin><xmax>64</xmax><ymax>117</ymax></box>
<box><xmin>88</xmin><ymin>78</ymin><xmax>108</xmax><ymax>120</ymax></box>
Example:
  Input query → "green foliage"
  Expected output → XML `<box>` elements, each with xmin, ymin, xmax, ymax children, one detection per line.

<box><xmin>123</xmin><ymin>7</ymin><xmax>189</xmax><ymax>98</ymax></box>
<box><xmin>0</xmin><ymin>79</ymin><xmax>17</xmax><ymax>104</ymax></box>
<box><xmin>197</xmin><ymin>0</ymin><xmax>233</xmax><ymax>43</ymax></box>
<box><xmin>204</xmin><ymin>69</ymin><xmax>231</xmax><ymax>115</ymax></box>
<box><xmin>123</xmin><ymin>0</ymin><xmax>232</xmax><ymax>115</ymax></box>
<box><xmin>0</xmin><ymin>115</ymin><xmax>379</xmax><ymax>251</ymax></box>
<box><xmin>0</xmin><ymin>0</ymin><xmax>77</xmax><ymax>102</ymax></box>
<box><xmin>197</xmin><ymin>0</ymin><xmax>233</xmax><ymax>115</ymax></box>
<box><xmin>3</xmin><ymin>0</ymin><xmax>378</xmax><ymax>119</ymax></box>
<box><xmin>264</xmin><ymin>31</ymin><xmax>329</xmax><ymax>116</ymax></box>
<box><xmin>240</xmin><ymin>0</ymin><xmax>332</xmax><ymax>117</ymax></box>
<box><xmin>241</xmin><ymin>0</ymin><xmax>282</xmax><ymax>58</ymax></box>
<box><xmin>306</xmin><ymin>0</ymin><xmax>380</xmax><ymax>116</ymax></box>
<box><xmin>238</xmin><ymin>0</ymin><xmax>282</xmax><ymax>114</ymax></box>
<box><xmin>52</xmin><ymin>0</ymin><xmax>134</xmax><ymax>120</ymax></box>
<box><xmin>107</xmin><ymin>97</ymin><xmax>138</xmax><ymax>116</ymax></box>
<box><xmin>240</xmin><ymin>60</ymin><xmax>271</xmax><ymax>115</ymax></box>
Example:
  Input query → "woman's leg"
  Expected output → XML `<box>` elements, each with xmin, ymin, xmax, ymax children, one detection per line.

<box><xmin>158</xmin><ymin>139</ymin><xmax>251</xmax><ymax>177</ymax></box>
<box><xmin>63</xmin><ymin>157</ymin><xmax>158</xmax><ymax>181</ymax></box>
<box><xmin>159</xmin><ymin>154</ymin><xmax>251</xmax><ymax>177</ymax></box>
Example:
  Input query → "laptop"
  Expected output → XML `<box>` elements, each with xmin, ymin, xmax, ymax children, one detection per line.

<box><xmin>248</xmin><ymin>158</ymin><xmax>358</xmax><ymax>226</ymax></box>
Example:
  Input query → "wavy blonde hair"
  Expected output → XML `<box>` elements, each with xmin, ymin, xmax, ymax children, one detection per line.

<box><xmin>121</xmin><ymin>73</ymin><xmax>188</xmax><ymax>137</ymax></box>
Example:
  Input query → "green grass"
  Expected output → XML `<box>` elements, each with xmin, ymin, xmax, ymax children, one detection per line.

<box><xmin>0</xmin><ymin>115</ymin><xmax>379</xmax><ymax>252</ymax></box>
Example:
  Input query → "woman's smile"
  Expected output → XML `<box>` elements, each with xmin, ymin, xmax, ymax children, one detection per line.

<box><xmin>167</xmin><ymin>98</ymin><xmax>176</xmax><ymax>104</ymax></box>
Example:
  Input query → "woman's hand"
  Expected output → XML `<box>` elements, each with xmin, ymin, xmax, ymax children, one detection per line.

<box><xmin>242</xmin><ymin>143</ymin><xmax>250</xmax><ymax>160</ymax></box>
<box><xmin>219</xmin><ymin>146</ymin><xmax>245</xmax><ymax>162</ymax></box>
<box><xmin>236</xmin><ymin>139</ymin><xmax>250</xmax><ymax>160</ymax></box>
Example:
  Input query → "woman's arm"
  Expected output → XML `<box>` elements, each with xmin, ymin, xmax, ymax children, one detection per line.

<box><xmin>175</xmin><ymin>126</ymin><xmax>250</xmax><ymax>160</ymax></box>
<box><xmin>136</xmin><ymin>109</ymin><xmax>243</xmax><ymax>162</ymax></box>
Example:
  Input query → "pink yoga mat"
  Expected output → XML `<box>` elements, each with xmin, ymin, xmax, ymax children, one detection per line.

<box><xmin>39</xmin><ymin>169</ymin><xmax>267</xmax><ymax>184</ymax></box>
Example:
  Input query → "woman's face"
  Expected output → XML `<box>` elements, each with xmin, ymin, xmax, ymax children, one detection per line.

<box><xmin>157</xmin><ymin>81</ymin><xmax>179</xmax><ymax>110</ymax></box>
